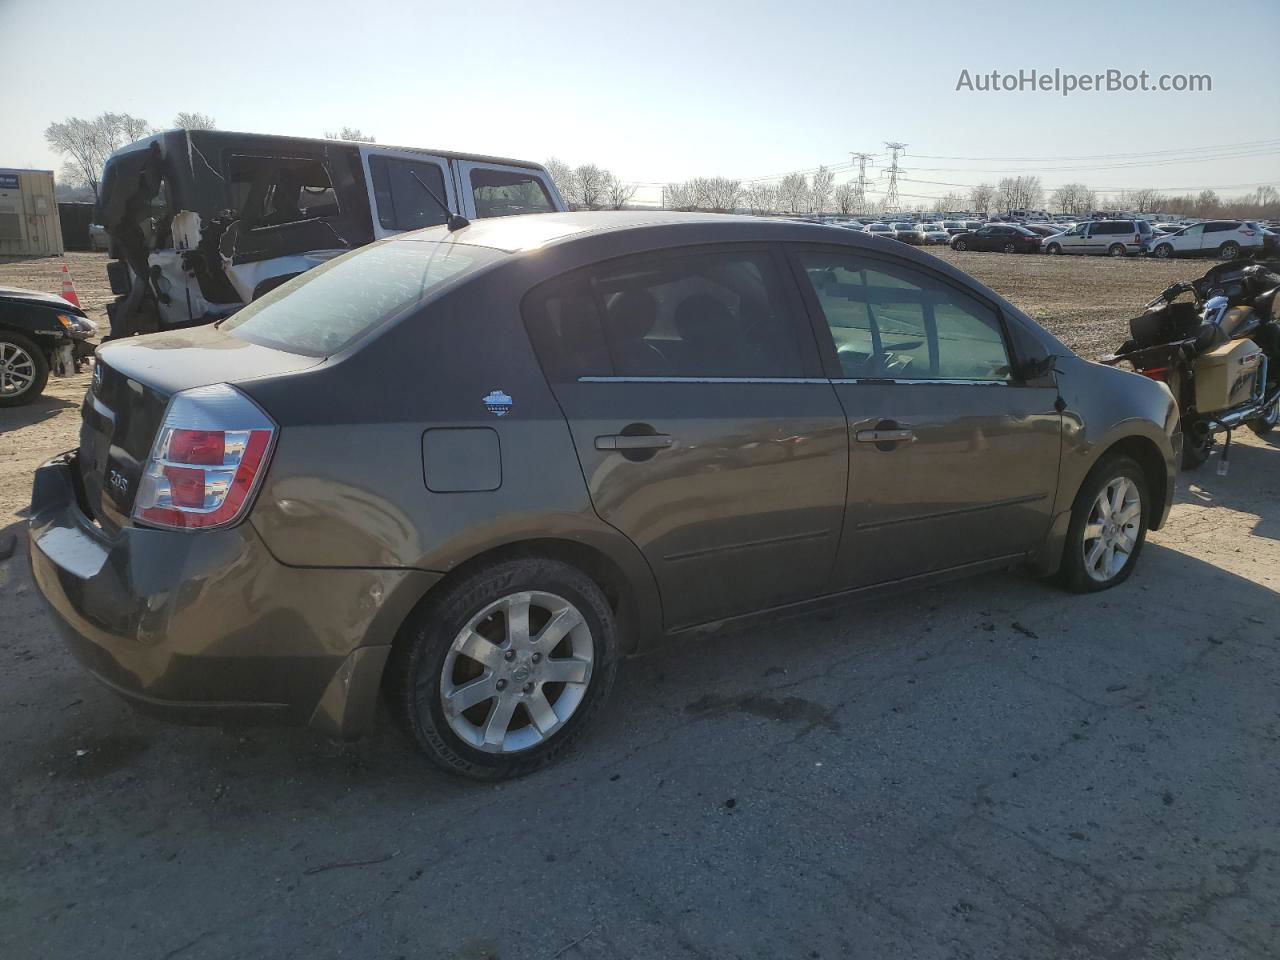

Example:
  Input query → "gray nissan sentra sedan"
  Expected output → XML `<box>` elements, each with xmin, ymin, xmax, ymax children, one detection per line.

<box><xmin>29</xmin><ymin>212</ymin><xmax>1180</xmax><ymax>780</ymax></box>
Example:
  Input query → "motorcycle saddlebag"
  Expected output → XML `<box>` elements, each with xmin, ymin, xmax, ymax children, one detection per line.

<box><xmin>1195</xmin><ymin>338</ymin><xmax>1263</xmax><ymax>414</ymax></box>
<box><xmin>1130</xmin><ymin>301</ymin><xmax>1200</xmax><ymax>348</ymax></box>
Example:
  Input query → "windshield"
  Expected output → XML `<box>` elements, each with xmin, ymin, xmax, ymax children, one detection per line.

<box><xmin>220</xmin><ymin>239</ymin><xmax>502</xmax><ymax>356</ymax></box>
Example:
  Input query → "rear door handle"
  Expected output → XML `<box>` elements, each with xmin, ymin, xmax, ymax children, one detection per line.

<box><xmin>855</xmin><ymin>428</ymin><xmax>914</xmax><ymax>443</ymax></box>
<box><xmin>595</xmin><ymin>434</ymin><xmax>673</xmax><ymax>451</ymax></box>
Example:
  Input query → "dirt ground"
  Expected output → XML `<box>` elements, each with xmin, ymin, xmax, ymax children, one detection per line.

<box><xmin>1</xmin><ymin>250</ymin><xmax>1278</xmax><ymax>959</ymax></box>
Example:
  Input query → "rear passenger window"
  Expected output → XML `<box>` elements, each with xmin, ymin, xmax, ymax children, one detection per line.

<box><xmin>470</xmin><ymin>169</ymin><xmax>555</xmax><ymax>218</ymax></box>
<box><xmin>523</xmin><ymin>249</ymin><xmax>808</xmax><ymax>381</ymax></box>
<box><xmin>368</xmin><ymin>156</ymin><xmax>449</xmax><ymax>231</ymax></box>
<box><xmin>797</xmin><ymin>250</ymin><xmax>1012</xmax><ymax>382</ymax></box>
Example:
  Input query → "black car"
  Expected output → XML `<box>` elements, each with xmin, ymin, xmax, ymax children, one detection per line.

<box><xmin>0</xmin><ymin>287</ymin><xmax>96</xmax><ymax>406</ymax></box>
<box><xmin>951</xmin><ymin>224</ymin><xmax>1042</xmax><ymax>254</ymax></box>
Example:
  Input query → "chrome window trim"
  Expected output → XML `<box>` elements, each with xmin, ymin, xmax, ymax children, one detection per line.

<box><xmin>577</xmin><ymin>376</ymin><xmax>830</xmax><ymax>385</ymax></box>
<box><xmin>830</xmin><ymin>378</ymin><xmax>1010</xmax><ymax>386</ymax></box>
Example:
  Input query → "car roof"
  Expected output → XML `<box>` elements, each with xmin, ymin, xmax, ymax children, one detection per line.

<box><xmin>398</xmin><ymin>210</ymin><xmax>902</xmax><ymax>253</ymax></box>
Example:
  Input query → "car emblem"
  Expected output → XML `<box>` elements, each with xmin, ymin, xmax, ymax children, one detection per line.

<box><xmin>483</xmin><ymin>390</ymin><xmax>513</xmax><ymax>417</ymax></box>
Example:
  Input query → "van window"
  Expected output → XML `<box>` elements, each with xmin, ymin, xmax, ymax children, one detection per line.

<box><xmin>368</xmin><ymin>156</ymin><xmax>450</xmax><ymax>231</ymax></box>
<box><xmin>797</xmin><ymin>249</ymin><xmax>1012</xmax><ymax>382</ymax></box>
<box><xmin>221</xmin><ymin>239</ymin><xmax>501</xmax><ymax>356</ymax></box>
<box><xmin>470</xmin><ymin>168</ymin><xmax>555</xmax><ymax>218</ymax></box>
<box><xmin>228</xmin><ymin>155</ymin><xmax>335</xmax><ymax>229</ymax></box>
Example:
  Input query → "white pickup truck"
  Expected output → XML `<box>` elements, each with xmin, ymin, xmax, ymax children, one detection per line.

<box><xmin>97</xmin><ymin>129</ymin><xmax>566</xmax><ymax>337</ymax></box>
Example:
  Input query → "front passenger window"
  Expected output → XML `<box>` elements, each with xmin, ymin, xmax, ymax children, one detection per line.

<box><xmin>797</xmin><ymin>251</ymin><xmax>1013</xmax><ymax>382</ymax></box>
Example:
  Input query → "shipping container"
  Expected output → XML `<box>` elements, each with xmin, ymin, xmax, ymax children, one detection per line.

<box><xmin>0</xmin><ymin>168</ymin><xmax>65</xmax><ymax>257</ymax></box>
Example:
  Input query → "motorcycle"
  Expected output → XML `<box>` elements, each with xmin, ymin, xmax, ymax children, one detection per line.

<box><xmin>1102</xmin><ymin>258</ymin><xmax>1280</xmax><ymax>471</ymax></box>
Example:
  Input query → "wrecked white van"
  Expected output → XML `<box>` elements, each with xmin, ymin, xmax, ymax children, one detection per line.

<box><xmin>96</xmin><ymin>129</ymin><xmax>566</xmax><ymax>337</ymax></box>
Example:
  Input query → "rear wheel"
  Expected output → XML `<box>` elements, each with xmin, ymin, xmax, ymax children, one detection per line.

<box><xmin>0</xmin><ymin>332</ymin><xmax>49</xmax><ymax>407</ymax></box>
<box><xmin>1059</xmin><ymin>456</ymin><xmax>1149</xmax><ymax>593</ymax></box>
<box><xmin>1107</xmin><ymin>243</ymin><xmax>1127</xmax><ymax>257</ymax></box>
<box><xmin>386</xmin><ymin>557</ymin><xmax>618</xmax><ymax>780</ymax></box>
<box><xmin>1153</xmin><ymin>243</ymin><xmax>1174</xmax><ymax>259</ymax></box>
<box><xmin>1219</xmin><ymin>241</ymin><xmax>1241</xmax><ymax>260</ymax></box>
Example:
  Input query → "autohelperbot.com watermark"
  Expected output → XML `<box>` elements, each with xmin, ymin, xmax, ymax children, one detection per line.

<box><xmin>955</xmin><ymin>68</ymin><xmax>1211</xmax><ymax>96</ymax></box>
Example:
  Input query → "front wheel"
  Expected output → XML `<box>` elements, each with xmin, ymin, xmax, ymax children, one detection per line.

<box><xmin>1045</xmin><ymin>243</ymin><xmax>1062</xmax><ymax>255</ymax></box>
<box><xmin>0</xmin><ymin>332</ymin><xmax>50</xmax><ymax>407</ymax></box>
<box><xmin>1107</xmin><ymin>243</ymin><xmax>1127</xmax><ymax>257</ymax></box>
<box><xmin>1059</xmin><ymin>456</ymin><xmax>1149</xmax><ymax>593</ymax></box>
<box><xmin>1002</xmin><ymin>242</ymin><xmax>1017</xmax><ymax>254</ymax></box>
<box><xmin>1153</xmin><ymin>243</ymin><xmax>1174</xmax><ymax>259</ymax></box>
<box><xmin>952</xmin><ymin>239</ymin><xmax>967</xmax><ymax>251</ymax></box>
<box><xmin>1219</xmin><ymin>241</ymin><xmax>1241</xmax><ymax>260</ymax></box>
<box><xmin>385</xmin><ymin>557</ymin><xmax>618</xmax><ymax>780</ymax></box>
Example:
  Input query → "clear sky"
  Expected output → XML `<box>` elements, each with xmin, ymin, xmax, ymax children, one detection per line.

<box><xmin>3</xmin><ymin>0</ymin><xmax>1277</xmax><ymax>207</ymax></box>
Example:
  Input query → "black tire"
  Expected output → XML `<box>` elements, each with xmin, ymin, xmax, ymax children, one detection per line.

<box><xmin>1181</xmin><ymin>424</ymin><xmax>1212</xmax><ymax>469</ymax></box>
<box><xmin>1046</xmin><ymin>243</ymin><xmax>1062</xmax><ymax>255</ymax></box>
<box><xmin>1059</xmin><ymin>455</ymin><xmax>1150</xmax><ymax>593</ymax></box>
<box><xmin>1219</xmin><ymin>241</ymin><xmax>1240</xmax><ymax>260</ymax></box>
<box><xmin>1107</xmin><ymin>243</ymin><xmax>1127</xmax><ymax>258</ymax></box>
<box><xmin>1153</xmin><ymin>243</ymin><xmax>1173</xmax><ymax>259</ymax></box>
<box><xmin>1002</xmin><ymin>242</ymin><xmax>1017</xmax><ymax>254</ymax></box>
<box><xmin>953</xmin><ymin>239</ymin><xmax>967</xmax><ymax>251</ymax></box>
<box><xmin>385</xmin><ymin>556</ymin><xmax>619</xmax><ymax>780</ymax></box>
<box><xmin>0</xmin><ymin>331</ymin><xmax>50</xmax><ymax>407</ymax></box>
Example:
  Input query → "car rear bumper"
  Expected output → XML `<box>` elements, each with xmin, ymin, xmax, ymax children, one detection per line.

<box><xmin>27</xmin><ymin>452</ymin><xmax>439</xmax><ymax>738</ymax></box>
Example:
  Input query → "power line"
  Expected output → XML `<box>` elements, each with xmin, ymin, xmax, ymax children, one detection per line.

<box><xmin>850</xmin><ymin>152</ymin><xmax>874</xmax><ymax>213</ymax></box>
<box><xmin>909</xmin><ymin>138</ymin><xmax>1280</xmax><ymax>163</ymax></box>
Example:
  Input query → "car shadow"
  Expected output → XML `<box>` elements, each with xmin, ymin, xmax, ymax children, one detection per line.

<box><xmin>0</xmin><ymin>393</ymin><xmax>80</xmax><ymax>430</ymax></box>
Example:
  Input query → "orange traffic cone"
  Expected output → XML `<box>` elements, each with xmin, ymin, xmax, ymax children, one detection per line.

<box><xmin>59</xmin><ymin>259</ymin><xmax>81</xmax><ymax>309</ymax></box>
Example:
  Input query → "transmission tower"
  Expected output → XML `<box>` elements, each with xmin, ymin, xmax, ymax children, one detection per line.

<box><xmin>850</xmin><ymin>152</ymin><xmax>874</xmax><ymax>213</ymax></box>
<box><xmin>882</xmin><ymin>142</ymin><xmax>907</xmax><ymax>214</ymax></box>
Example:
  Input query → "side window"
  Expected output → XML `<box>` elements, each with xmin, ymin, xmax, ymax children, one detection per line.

<box><xmin>797</xmin><ymin>250</ymin><xmax>1013</xmax><ymax>382</ymax></box>
<box><xmin>368</xmin><ymin>156</ymin><xmax>449</xmax><ymax>231</ymax></box>
<box><xmin>470</xmin><ymin>168</ymin><xmax>555</xmax><ymax>218</ymax></box>
<box><xmin>588</xmin><ymin>250</ymin><xmax>806</xmax><ymax>378</ymax></box>
<box><xmin>227</xmin><ymin>155</ymin><xmax>335</xmax><ymax>229</ymax></box>
<box><xmin>1182</xmin><ymin>224</ymin><xmax>1204</xmax><ymax>238</ymax></box>
<box><xmin>523</xmin><ymin>249</ymin><xmax>808</xmax><ymax>381</ymax></box>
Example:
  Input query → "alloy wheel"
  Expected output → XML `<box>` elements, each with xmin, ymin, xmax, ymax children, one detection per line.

<box><xmin>1082</xmin><ymin>477</ymin><xmax>1142</xmax><ymax>583</ymax></box>
<box><xmin>439</xmin><ymin>591</ymin><xmax>594</xmax><ymax>754</ymax></box>
<box><xmin>0</xmin><ymin>341</ymin><xmax>36</xmax><ymax>398</ymax></box>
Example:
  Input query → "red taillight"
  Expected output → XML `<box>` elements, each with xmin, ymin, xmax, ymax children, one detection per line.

<box><xmin>169</xmin><ymin>429</ymin><xmax>226</xmax><ymax>465</ymax></box>
<box><xmin>1139</xmin><ymin>366</ymin><xmax>1170</xmax><ymax>382</ymax></box>
<box><xmin>133</xmin><ymin>385</ymin><xmax>275</xmax><ymax>531</ymax></box>
<box><xmin>1134</xmin><ymin>234</ymin><xmax>1141</xmax><ymax>243</ymax></box>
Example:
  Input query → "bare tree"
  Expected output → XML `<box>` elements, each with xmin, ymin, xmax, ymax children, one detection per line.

<box><xmin>174</xmin><ymin>112</ymin><xmax>216</xmax><ymax>130</ymax></box>
<box><xmin>1049</xmin><ymin>183</ymin><xmax>1095</xmax><ymax>215</ymax></box>
<box><xmin>968</xmin><ymin>182</ymin><xmax>995</xmax><ymax>217</ymax></box>
<box><xmin>1195</xmin><ymin>189</ymin><xmax>1220</xmax><ymax>215</ymax></box>
<box><xmin>664</xmin><ymin>181</ymin><xmax>695</xmax><ymax>211</ymax></box>
<box><xmin>602</xmin><ymin>172</ymin><xmax>638</xmax><ymax>210</ymax></box>
<box><xmin>996</xmin><ymin>176</ymin><xmax>1043</xmax><ymax>213</ymax></box>
<box><xmin>833</xmin><ymin>182</ymin><xmax>856</xmax><ymax>215</ymax></box>
<box><xmin>777</xmin><ymin>173</ymin><xmax>810</xmax><ymax>215</ymax></box>
<box><xmin>936</xmin><ymin>192</ymin><xmax>966</xmax><ymax>214</ymax></box>
<box><xmin>1121</xmin><ymin>188</ymin><xmax>1166</xmax><ymax>214</ymax></box>
<box><xmin>743</xmin><ymin>183</ymin><xmax>777</xmax><ymax>215</ymax></box>
<box><xmin>699</xmin><ymin>177</ymin><xmax>742</xmax><ymax>213</ymax></box>
<box><xmin>810</xmin><ymin>166</ymin><xmax>834</xmax><ymax>215</ymax></box>
<box><xmin>325</xmin><ymin>127</ymin><xmax>376</xmax><ymax>142</ymax></box>
<box><xmin>570</xmin><ymin>164</ymin><xmax>607</xmax><ymax>210</ymax></box>
<box><xmin>544</xmin><ymin>157</ymin><xmax>576</xmax><ymax>206</ymax></box>
<box><xmin>45</xmin><ymin>112</ymin><xmax>154</xmax><ymax>202</ymax></box>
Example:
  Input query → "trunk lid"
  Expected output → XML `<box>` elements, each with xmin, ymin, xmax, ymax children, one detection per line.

<box><xmin>79</xmin><ymin>326</ymin><xmax>320</xmax><ymax>532</ymax></box>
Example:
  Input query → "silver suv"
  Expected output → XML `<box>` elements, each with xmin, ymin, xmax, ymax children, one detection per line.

<box><xmin>1043</xmin><ymin>220</ymin><xmax>1153</xmax><ymax>257</ymax></box>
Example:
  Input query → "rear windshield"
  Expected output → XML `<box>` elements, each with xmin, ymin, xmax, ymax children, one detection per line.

<box><xmin>220</xmin><ymin>240</ymin><xmax>501</xmax><ymax>356</ymax></box>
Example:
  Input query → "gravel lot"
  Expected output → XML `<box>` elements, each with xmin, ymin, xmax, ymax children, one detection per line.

<box><xmin>1</xmin><ymin>250</ymin><xmax>1277</xmax><ymax>960</ymax></box>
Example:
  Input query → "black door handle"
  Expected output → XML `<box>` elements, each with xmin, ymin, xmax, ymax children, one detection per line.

<box><xmin>595</xmin><ymin>434</ymin><xmax>673</xmax><ymax>451</ymax></box>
